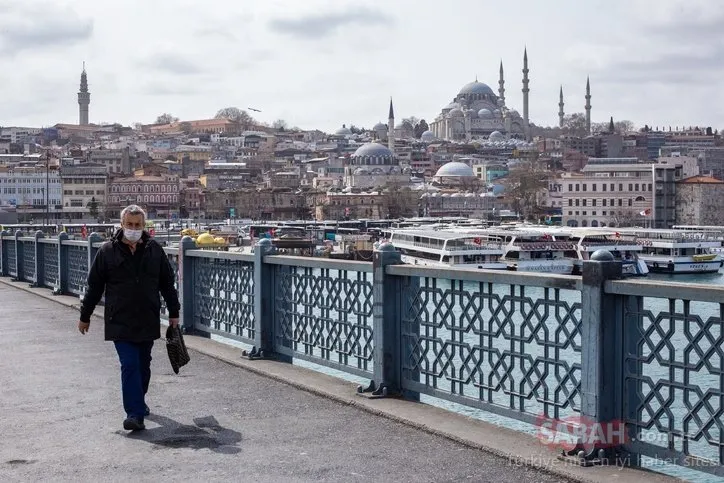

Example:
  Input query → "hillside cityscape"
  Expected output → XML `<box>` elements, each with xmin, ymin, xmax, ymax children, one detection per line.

<box><xmin>0</xmin><ymin>55</ymin><xmax>722</xmax><ymax>230</ymax></box>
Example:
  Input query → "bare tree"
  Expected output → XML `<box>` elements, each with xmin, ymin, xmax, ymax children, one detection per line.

<box><xmin>503</xmin><ymin>160</ymin><xmax>550</xmax><ymax>220</ymax></box>
<box><xmin>155</xmin><ymin>113</ymin><xmax>178</xmax><ymax>124</ymax></box>
<box><xmin>413</xmin><ymin>119</ymin><xmax>429</xmax><ymax>138</ymax></box>
<box><xmin>215</xmin><ymin>107</ymin><xmax>255</xmax><ymax>130</ymax></box>
<box><xmin>402</xmin><ymin>117</ymin><xmax>419</xmax><ymax>128</ymax></box>
<box><xmin>272</xmin><ymin>119</ymin><xmax>288</xmax><ymax>131</ymax></box>
<box><xmin>562</xmin><ymin>113</ymin><xmax>588</xmax><ymax>137</ymax></box>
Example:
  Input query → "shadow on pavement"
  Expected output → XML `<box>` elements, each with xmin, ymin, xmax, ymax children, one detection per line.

<box><xmin>126</xmin><ymin>414</ymin><xmax>242</xmax><ymax>454</ymax></box>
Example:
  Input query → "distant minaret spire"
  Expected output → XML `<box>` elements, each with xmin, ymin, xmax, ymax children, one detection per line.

<box><xmin>522</xmin><ymin>48</ymin><xmax>530</xmax><ymax>141</ymax></box>
<box><xmin>387</xmin><ymin>97</ymin><xmax>395</xmax><ymax>152</ymax></box>
<box><xmin>585</xmin><ymin>76</ymin><xmax>592</xmax><ymax>135</ymax></box>
<box><xmin>498</xmin><ymin>60</ymin><xmax>505</xmax><ymax>106</ymax></box>
<box><xmin>78</xmin><ymin>62</ymin><xmax>90</xmax><ymax>125</ymax></box>
<box><xmin>558</xmin><ymin>85</ymin><xmax>565</xmax><ymax>128</ymax></box>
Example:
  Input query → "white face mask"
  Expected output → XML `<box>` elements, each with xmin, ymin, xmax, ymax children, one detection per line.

<box><xmin>124</xmin><ymin>229</ymin><xmax>143</xmax><ymax>243</ymax></box>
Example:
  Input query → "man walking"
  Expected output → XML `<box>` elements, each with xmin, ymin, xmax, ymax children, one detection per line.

<box><xmin>78</xmin><ymin>205</ymin><xmax>180</xmax><ymax>431</ymax></box>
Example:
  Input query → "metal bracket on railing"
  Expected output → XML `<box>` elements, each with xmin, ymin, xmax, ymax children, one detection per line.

<box><xmin>558</xmin><ymin>444</ymin><xmax>629</xmax><ymax>468</ymax></box>
<box><xmin>241</xmin><ymin>346</ymin><xmax>269</xmax><ymax>360</ymax></box>
<box><xmin>356</xmin><ymin>380</ymin><xmax>390</xmax><ymax>399</ymax></box>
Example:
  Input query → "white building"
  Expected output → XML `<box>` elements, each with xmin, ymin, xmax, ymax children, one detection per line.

<box><xmin>0</xmin><ymin>165</ymin><xmax>62</xmax><ymax>221</ymax></box>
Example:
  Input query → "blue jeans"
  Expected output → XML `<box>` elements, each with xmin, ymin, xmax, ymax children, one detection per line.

<box><xmin>114</xmin><ymin>341</ymin><xmax>154</xmax><ymax>419</ymax></box>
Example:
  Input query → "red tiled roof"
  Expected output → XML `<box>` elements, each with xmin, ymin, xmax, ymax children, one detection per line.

<box><xmin>679</xmin><ymin>175</ymin><xmax>724</xmax><ymax>184</ymax></box>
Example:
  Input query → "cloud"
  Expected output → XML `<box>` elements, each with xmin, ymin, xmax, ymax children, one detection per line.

<box><xmin>141</xmin><ymin>82</ymin><xmax>198</xmax><ymax>96</ymax></box>
<box><xmin>0</xmin><ymin>2</ymin><xmax>93</xmax><ymax>55</ymax></box>
<box><xmin>137</xmin><ymin>53</ymin><xmax>202</xmax><ymax>75</ymax></box>
<box><xmin>268</xmin><ymin>7</ymin><xmax>393</xmax><ymax>40</ymax></box>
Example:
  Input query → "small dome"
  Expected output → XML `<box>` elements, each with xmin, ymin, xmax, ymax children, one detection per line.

<box><xmin>435</xmin><ymin>161</ymin><xmax>475</xmax><ymax>178</ymax></box>
<box><xmin>458</xmin><ymin>81</ymin><xmax>495</xmax><ymax>97</ymax></box>
<box><xmin>448</xmin><ymin>108</ymin><xmax>463</xmax><ymax>118</ymax></box>
<box><xmin>478</xmin><ymin>108</ymin><xmax>493</xmax><ymax>118</ymax></box>
<box><xmin>444</xmin><ymin>102</ymin><xmax>460</xmax><ymax>111</ymax></box>
<box><xmin>335</xmin><ymin>125</ymin><xmax>352</xmax><ymax>135</ymax></box>
<box><xmin>373</xmin><ymin>122</ymin><xmax>386</xmax><ymax>130</ymax></box>
<box><xmin>421</xmin><ymin>130</ymin><xmax>436</xmax><ymax>142</ymax></box>
<box><xmin>489</xmin><ymin>131</ymin><xmax>505</xmax><ymax>141</ymax></box>
<box><xmin>493</xmin><ymin>109</ymin><xmax>501</xmax><ymax>115</ymax></box>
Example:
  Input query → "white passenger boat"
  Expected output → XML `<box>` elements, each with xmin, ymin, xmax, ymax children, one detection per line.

<box><xmin>481</xmin><ymin>228</ymin><xmax>576</xmax><ymax>274</ymax></box>
<box><xmin>613</xmin><ymin>228</ymin><xmax>723</xmax><ymax>274</ymax></box>
<box><xmin>564</xmin><ymin>229</ymin><xmax>649</xmax><ymax>276</ymax></box>
<box><xmin>386</xmin><ymin>229</ymin><xmax>507</xmax><ymax>270</ymax></box>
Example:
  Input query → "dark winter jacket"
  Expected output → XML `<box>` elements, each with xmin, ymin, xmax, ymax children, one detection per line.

<box><xmin>79</xmin><ymin>230</ymin><xmax>180</xmax><ymax>342</ymax></box>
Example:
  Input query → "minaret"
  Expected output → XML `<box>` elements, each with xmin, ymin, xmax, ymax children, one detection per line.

<box><xmin>558</xmin><ymin>86</ymin><xmax>565</xmax><ymax>128</ymax></box>
<box><xmin>585</xmin><ymin>76</ymin><xmax>592</xmax><ymax>135</ymax></box>
<box><xmin>522</xmin><ymin>48</ymin><xmax>530</xmax><ymax>140</ymax></box>
<box><xmin>498</xmin><ymin>60</ymin><xmax>505</xmax><ymax>106</ymax></box>
<box><xmin>387</xmin><ymin>97</ymin><xmax>395</xmax><ymax>152</ymax></box>
<box><xmin>78</xmin><ymin>62</ymin><xmax>90</xmax><ymax>125</ymax></box>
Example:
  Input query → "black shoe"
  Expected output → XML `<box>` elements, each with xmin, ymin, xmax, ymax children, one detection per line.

<box><xmin>123</xmin><ymin>417</ymin><xmax>145</xmax><ymax>431</ymax></box>
<box><xmin>144</xmin><ymin>404</ymin><xmax>150</xmax><ymax>417</ymax></box>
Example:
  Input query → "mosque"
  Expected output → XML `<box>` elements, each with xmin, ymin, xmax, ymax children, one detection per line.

<box><xmin>428</xmin><ymin>49</ymin><xmax>531</xmax><ymax>142</ymax></box>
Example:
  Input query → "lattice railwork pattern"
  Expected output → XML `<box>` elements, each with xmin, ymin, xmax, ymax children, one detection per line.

<box><xmin>22</xmin><ymin>241</ymin><xmax>35</xmax><ymax>282</ymax></box>
<box><xmin>624</xmin><ymin>297</ymin><xmax>724</xmax><ymax>469</ymax></box>
<box><xmin>42</xmin><ymin>243</ymin><xmax>59</xmax><ymax>289</ymax></box>
<box><xmin>66</xmin><ymin>246</ymin><xmax>89</xmax><ymax>296</ymax></box>
<box><xmin>160</xmin><ymin>253</ymin><xmax>178</xmax><ymax>319</ymax></box>
<box><xmin>7</xmin><ymin>242</ymin><xmax>16</xmax><ymax>277</ymax></box>
<box><xmin>401</xmin><ymin>277</ymin><xmax>582</xmax><ymax>422</ymax></box>
<box><xmin>274</xmin><ymin>265</ymin><xmax>374</xmax><ymax>375</ymax></box>
<box><xmin>192</xmin><ymin>257</ymin><xmax>255</xmax><ymax>343</ymax></box>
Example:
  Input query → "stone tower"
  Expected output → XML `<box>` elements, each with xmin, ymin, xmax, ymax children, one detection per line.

<box><xmin>585</xmin><ymin>76</ymin><xmax>592</xmax><ymax>135</ymax></box>
<box><xmin>498</xmin><ymin>60</ymin><xmax>505</xmax><ymax>106</ymax></box>
<box><xmin>78</xmin><ymin>62</ymin><xmax>90</xmax><ymax>126</ymax></box>
<box><xmin>387</xmin><ymin>98</ymin><xmax>395</xmax><ymax>152</ymax></box>
<box><xmin>558</xmin><ymin>86</ymin><xmax>565</xmax><ymax>128</ymax></box>
<box><xmin>522</xmin><ymin>48</ymin><xmax>530</xmax><ymax>141</ymax></box>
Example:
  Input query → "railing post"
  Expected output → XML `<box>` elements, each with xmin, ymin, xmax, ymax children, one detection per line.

<box><xmin>0</xmin><ymin>230</ymin><xmax>7</xmax><ymax>276</ymax></box>
<box><xmin>33</xmin><ymin>230</ymin><xmax>44</xmax><ymax>288</ymax></box>
<box><xmin>178</xmin><ymin>236</ymin><xmax>196</xmax><ymax>333</ymax></box>
<box><xmin>57</xmin><ymin>232</ymin><xmax>69</xmax><ymax>295</ymax></box>
<box><xmin>362</xmin><ymin>242</ymin><xmax>403</xmax><ymax>398</ymax></box>
<box><xmin>574</xmin><ymin>249</ymin><xmax>625</xmax><ymax>464</ymax></box>
<box><xmin>247</xmin><ymin>238</ymin><xmax>278</xmax><ymax>360</ymax></box>
<box><xmin>13</xmin><ymin>230</ymin><xmax>23</xmax><ymax>282</ymax></box>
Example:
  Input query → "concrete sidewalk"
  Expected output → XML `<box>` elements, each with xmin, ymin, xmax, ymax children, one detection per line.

<box><xmin>0</xmin><ymin>282</ymin><xmax>679</xmax><ymax>483</ymax></box>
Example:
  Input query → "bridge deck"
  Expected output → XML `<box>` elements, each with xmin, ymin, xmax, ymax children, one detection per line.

<box><xmin>0</xmin><ymin>282</ymin><xmax>676</xmax><ymax>483</ymax></box>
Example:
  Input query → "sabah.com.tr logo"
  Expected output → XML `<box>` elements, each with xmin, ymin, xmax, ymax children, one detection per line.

<box><xmin>536</xmin><ymin>414</ymin><xmax>630</xmax><ymax>451</ymax></box>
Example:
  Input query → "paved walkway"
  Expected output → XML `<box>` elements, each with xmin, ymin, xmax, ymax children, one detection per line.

<box><xmin>0</xmin><ymin>284</ymin><xmax>569</xmax><ymax>482</ymax></box>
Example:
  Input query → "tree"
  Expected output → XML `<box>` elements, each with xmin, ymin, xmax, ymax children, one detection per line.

<box><xmin>502</xmin><ymin>160</ymin><xmax>550</xmax><ymax>221</ymax></box>
<box><xmin>215</xmin><ymin>107</ymin><xmax>255</xmax><ymax>130</ymax></box>
<box><xmin>414</xmin><ymin>119</ymin><xmax>429</xmax><ymax>138</ymax></box>
<box><xmin>155</xmin><ymin>113</ymin><xmax>178</xmax><ymax>124</ymax></box>
<box><xmin>615</xmin><ymin>120</ymin><xmax>635</xmax><ymax>134</ymax></box>
<box><xmin>402</xmin><ymin>117</ymin><xmax>419</xmax><ymax>128</ymax></box>
<box><xmin>272</xmin><ymin>119</ymin><xmax>288</xmax><ymax>131</ymax></box>
<box><xmin>87</xmin><ymin>197</ymin><xmax>100</xmax><ymax>219</ymax></box>
<box><xmin>179</xmin><ymin>122</ymin><xmax>193</xmax><ymax>135</ymax></box>
<box><xmin>562</xmin><ymin>113</ymin><xmax>588</xmax><ymax>136</ymax></box>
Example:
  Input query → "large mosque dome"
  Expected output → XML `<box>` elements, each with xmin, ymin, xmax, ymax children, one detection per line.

<box><xmin>335</xmin><ymin>125</ymin><xmax>352</xmax><ymax>136</ymax></box>
<box><xmin>435</xmin><ymin>161</ymin><xmax>475</xmax><ymax>178</ymax></box>
<box><xmin>458</xmin><ymin>81</ymin><xmax>495</xmax><ymax>97</ymax></box>
<box><xmin>351</xmin><ymin>143</ymin><xmax>394</xmax><ymax>164</ymax></box>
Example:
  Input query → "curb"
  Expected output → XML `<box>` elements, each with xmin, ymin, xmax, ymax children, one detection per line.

<box><xmin>0</xmin><ymin>278</ymin><xmax>681</xmax><ymax>483</ymax></box>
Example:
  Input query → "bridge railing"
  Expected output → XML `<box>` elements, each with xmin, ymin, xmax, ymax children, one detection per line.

<box><xmin>1</xmin><ymin>231</ymin><xmax>723</xmax><ymax>476</ymax></box>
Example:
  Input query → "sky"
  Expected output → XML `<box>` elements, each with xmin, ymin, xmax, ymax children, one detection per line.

<box><xmin>0</xmin><ymin>0</ymin><xmax>722</xmax><ymax>133</ymax></box>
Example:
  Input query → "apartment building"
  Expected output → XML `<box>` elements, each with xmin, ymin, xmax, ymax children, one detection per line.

<box><xmin>60</xmin><ymin>164</ymin><xmax>108</xmax><ymax>221</ymax></box>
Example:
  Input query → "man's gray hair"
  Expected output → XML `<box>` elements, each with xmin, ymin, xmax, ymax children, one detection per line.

<box><xmin>120</xmin><ymin>204</ymin><xmax>147</xmax><ymax>223</ymax></box>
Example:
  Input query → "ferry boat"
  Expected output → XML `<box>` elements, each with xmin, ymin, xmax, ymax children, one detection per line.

<box><xmin>564</xmin><ymin>229</ymin><xmax>649</xmax><ymax>276</ymax></box>
<box><xmin>386</xmin><ymin>229</ymin><xmax>507</xmax><ymax>270</ymax></box>
<box><xmin>612</xmin><ymin>228</ymin><xmax>723</xmax><ymax>274</ymax></box>
<box><xmin>480</xmin><ymin>228</ymin><xmax>576</xmax><ymax>274</ymax></box>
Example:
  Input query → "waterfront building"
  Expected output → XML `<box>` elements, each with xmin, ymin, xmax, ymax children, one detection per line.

<box><xmin>59</xmin><ymin>164</ymin><xmax>107</xmax><ymax>221</ymax></box>
<box><xmin>106</xmin><ymin>175</ymin><xmax>180</xmax><ymax>219</ymax></box>
<box><xmin>675</xmin><ymin>175</ymin><xmax>724</xmax><ymax>226</ymax></box>
<box><xmin>0</xmin><ymin>164</ymin><xmax>62</xmax><ymax>222</ymax></box>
